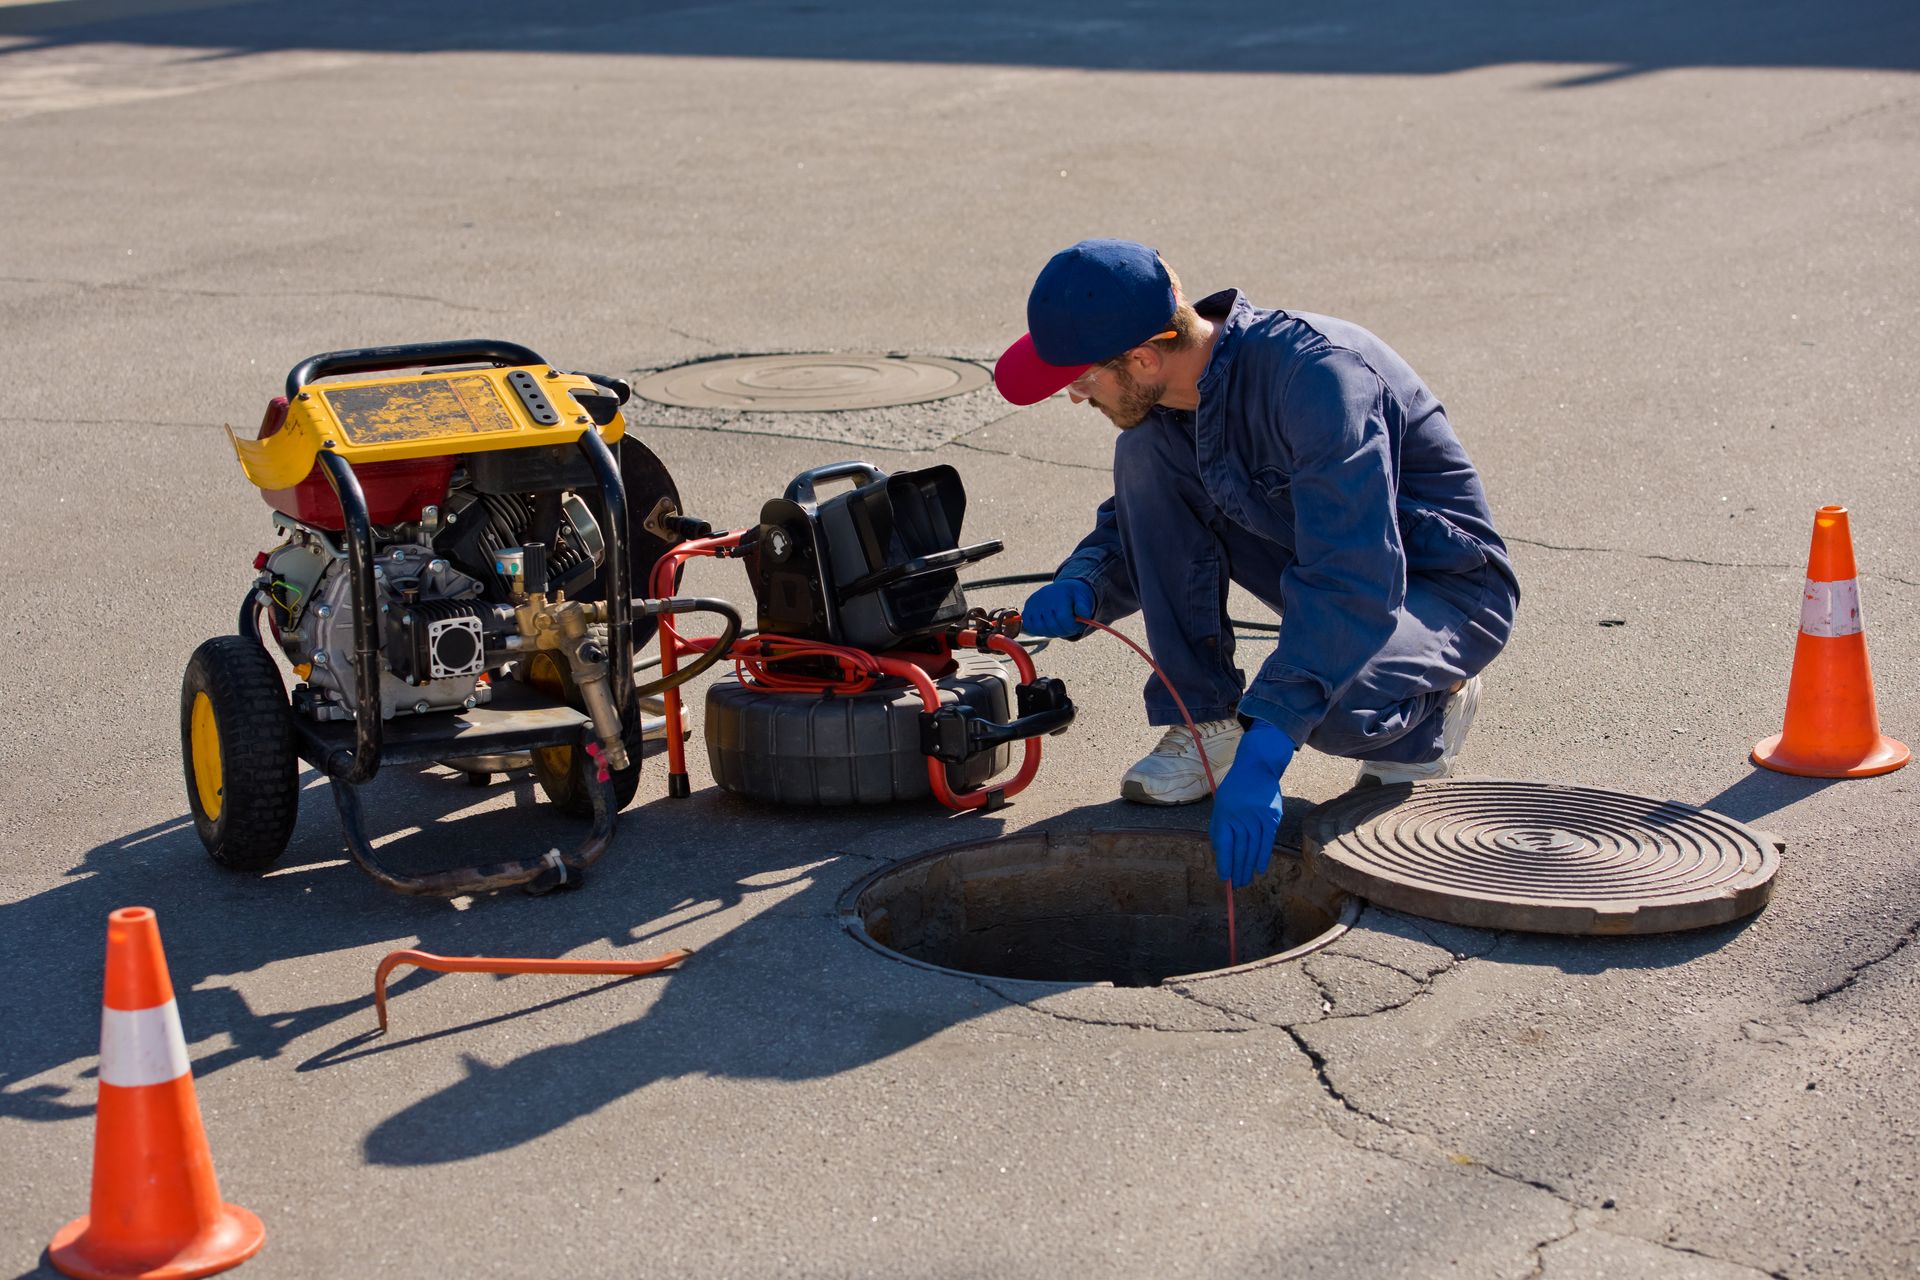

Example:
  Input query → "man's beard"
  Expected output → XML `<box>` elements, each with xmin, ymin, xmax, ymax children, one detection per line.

<box><xmin>1094</xmin><ymin>364</ymin><xmax>1165</xmax><ymax>430</ymax></box>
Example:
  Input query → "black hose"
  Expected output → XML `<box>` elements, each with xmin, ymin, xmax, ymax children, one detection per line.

<box><xmin>961</xmin><ymin>571</ymin><xmax>1283</xmax><ymax>633</ymax></box>
<box><xmin>631</xmin><ymin>597</ymin><xmax>743</xmax><ymax>697</ymax></box>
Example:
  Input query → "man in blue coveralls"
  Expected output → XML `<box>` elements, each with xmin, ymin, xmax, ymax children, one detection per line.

<box><xmin>994</xmin><ymin>239</ymin><xmax>1520</xmax><ymax>888</ymax></box>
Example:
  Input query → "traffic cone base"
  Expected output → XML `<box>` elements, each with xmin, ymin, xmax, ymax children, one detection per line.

<box><xmin>1753</xmin><ymin>731</ymin><xmax>1909</xmax><ymax>779</ymax></box>
<box><xmin>49</xmin><ymin>1203</ymin><xmax>264</xmax><ymax>1280</ymax></box>
<box><xmin>47</xmin><ymin>908</ymin><xmax>263</xmax><ymax>1280</ymax></box>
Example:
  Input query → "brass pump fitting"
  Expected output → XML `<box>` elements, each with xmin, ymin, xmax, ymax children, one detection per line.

<box><xmin>514</xmin><ymin>591</ymin><xmax>631</xmax><ymax>772</ymax></box>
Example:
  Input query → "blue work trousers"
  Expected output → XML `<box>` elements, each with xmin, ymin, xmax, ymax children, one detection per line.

<box><xmin>1094</xmin><ymin>418</ymin><xmax>1518</xmax><ymax>765</ymax></box>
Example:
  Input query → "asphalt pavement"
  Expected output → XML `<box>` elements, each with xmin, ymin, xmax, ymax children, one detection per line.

<box><xmin>2</xmin><ymin>3</ymin><xmax>1917</xmax><ymax>1277</ymax></box>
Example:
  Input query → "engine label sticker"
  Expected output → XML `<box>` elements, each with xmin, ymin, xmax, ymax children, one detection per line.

<box><xmin>323</xmin><ymin>376</ymin><xmax>519</xmax><ymax>444</ymax></box>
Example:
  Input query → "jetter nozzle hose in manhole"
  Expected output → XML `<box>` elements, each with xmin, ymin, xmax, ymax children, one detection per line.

<box><xmin>1066</xmin><ymin>614</ymin><xmax>1238</xmax><ymax>967</ymax></box>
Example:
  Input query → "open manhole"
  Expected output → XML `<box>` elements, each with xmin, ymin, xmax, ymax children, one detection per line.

<box><xmin>841</xmin><ymin>828</ymin><xmax>1357</xmax><ymax>987</ymax></box>
<box><xmin>1304</xmin><ymin>779</ymin><xmax>1784</xmax><ymax>935</ymax></box>
<box><xmin>631</xmin><ymin>354</ymin><xmax>989</xmax><ymax>412</ymax></box>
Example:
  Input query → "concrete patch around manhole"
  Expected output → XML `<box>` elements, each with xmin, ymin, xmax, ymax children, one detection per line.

<box><xmin>622</xmin><ymin>352</ymin><xmax>1010</xmax><ymax>452</ymax></box>
<box><xmin>839</xmin><ymin>828</ymin><xmax>1357</xmax><ymax>989</ymax></box>
<box><xmin>632</xmin><ymin>353</ymin><xmax>989</xmax><ymax>412</ymax></box>
<box><xmin>1303</xmin><ymin>779</ymin><xmax>1784</xmax><ymax>936</ymax></box>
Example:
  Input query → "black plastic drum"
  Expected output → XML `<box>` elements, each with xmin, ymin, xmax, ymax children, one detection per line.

<box><xmin>704</xmin><ymin>651</ymin><xmax>1015</xmax><ymax>805</ymax></box>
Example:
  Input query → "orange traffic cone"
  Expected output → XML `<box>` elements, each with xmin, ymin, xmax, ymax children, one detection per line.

<box><xmin>48</xmin><ymin>908</ymin><xmax>264</xmax><ymax>1280</ymax></box>
<box><xmin>1753</xmin><ymin>505</ymin><xmax>1909</xmax><ymax>778</ymax></box>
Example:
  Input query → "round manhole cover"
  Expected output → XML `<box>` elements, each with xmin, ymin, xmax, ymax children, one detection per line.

<box><xmin>841</xmin><ymin>828</ymin><xmax>1357</xmax><ymax>987</ymax></box>
<box><xmin>1303</xmin><ymin>780</ymin><xmax>1783</xmax><ymax>935</ymax></box>
<box><xmin>631</xmin><ymin>354</ymin><xmax>989</xmax><ymax>412</ymax></box>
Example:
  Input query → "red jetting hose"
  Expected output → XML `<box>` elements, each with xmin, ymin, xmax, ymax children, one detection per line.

<box><xmin>1071</xmin><ymin>616</ymin><xmax>1237</xmax><ymax>968</ymax></box>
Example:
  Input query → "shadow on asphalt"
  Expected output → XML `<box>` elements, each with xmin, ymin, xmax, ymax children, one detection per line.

<box><xmin>0</xmin><ymin>761</ymin><xmax>1026</xmax><ymax>1136</ymax></box>
<box><xmin>1696</xmin><ymin>766</ymin><xmax>1843</xmax><ymax>825</ymax></box>
<box><xmin>2</xmin><ymin>0</ymin><xmax>1916</xmax><ymax>80</ymax></box>
<box><xmin>5</xmin><ymin>765</ymin><xmax>1781</xmax><ymax>1166</ymax></box>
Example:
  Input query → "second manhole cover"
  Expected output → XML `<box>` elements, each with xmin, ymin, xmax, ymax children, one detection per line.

<box><xmin>1303</xmin><ymin>780</ymin><xmax>1783</xmax><ymax>935</ymax></box>
<box><xmin>631</xmin><ymin>354</ymin><xmax>989</xmax><ymax>412</ymax></box>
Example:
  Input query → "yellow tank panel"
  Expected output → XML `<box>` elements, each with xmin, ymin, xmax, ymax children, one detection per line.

<box><xmin>226</xmin><ymin>364</ymin><xmax>625</xmax><ymax>492</ymax></box>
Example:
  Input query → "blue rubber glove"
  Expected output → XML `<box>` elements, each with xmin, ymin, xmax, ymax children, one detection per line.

<box><xmin>1020</xmin><ymin>578</ymin><xmax>1095</xmax><ymax>638</ymax></box>
<box><xmin>1208</xmin><ymin>719</ymin><xmax>1296</xmax><ymax>887</ymax></box>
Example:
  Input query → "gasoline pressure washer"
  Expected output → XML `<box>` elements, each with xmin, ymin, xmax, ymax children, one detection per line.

<box><xmin>184</xmin><ymin>342</ymin><xmax>1075</xmax><ymax>897</ymax></box>
<box><xmin>184</xmin><ymin>340</ymin><xmax>738</xmax><ymax>896</ymax></box>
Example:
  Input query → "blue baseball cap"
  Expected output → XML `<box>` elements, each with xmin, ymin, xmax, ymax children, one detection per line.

<box><xmin>993</xmin><ymin>239</ymin><xmax>1178</xmax><ymax>406</ymax></box>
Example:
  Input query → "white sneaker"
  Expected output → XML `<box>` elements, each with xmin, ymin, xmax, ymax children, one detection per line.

<box><xmin>1354</xmin><ymin>674</ymin><xmax>1482</xmax><ymax>786</ymax></box>
<box><xmin>1121</xmin><ymin>720</ymin><xmax>1243</xmax><ymax>806</ymax></box>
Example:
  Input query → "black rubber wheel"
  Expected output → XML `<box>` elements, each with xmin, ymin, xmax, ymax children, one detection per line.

<box><xmin>521</xmin><ymin>650</ymin><xmax>643</xmax><ymax>817</ymax></box>
<box><xmin>181</xmin><ymin>636</ymin><xmax>298</xmax><ymax>871</ymax></box>
<box><xmin>704</xmin><ymin>651</ymin><xmax>1015</xmax><ymax>806</ymax></box>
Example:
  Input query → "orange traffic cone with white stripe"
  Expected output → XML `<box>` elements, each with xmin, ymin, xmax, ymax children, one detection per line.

<box><xmin>1753</xmin><ymin>505</ymin><xmax>1909</xmax><ymax>778</ymax></box>
<box><xmin>48</xmin><ymin>908</ymin><xmax>264</xmax><ymax>1280</ymax></box>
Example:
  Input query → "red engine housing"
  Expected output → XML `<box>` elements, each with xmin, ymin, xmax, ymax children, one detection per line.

<box><xmin>255</xmin><ymin>397</ymin><xmax>455</xmax><ymax>531</ymax></box>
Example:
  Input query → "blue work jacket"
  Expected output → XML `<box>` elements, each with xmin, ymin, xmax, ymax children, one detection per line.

<box><xmin>1056</xmin><ymin>289</ymin><xmax>1517</xmax><ymax>745</ymax></box>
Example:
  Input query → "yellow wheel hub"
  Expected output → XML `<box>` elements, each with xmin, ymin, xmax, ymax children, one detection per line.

<box><xmin>189</xmin><ymin>691</ymin><xmax>225</xmax><ymax>820</ymax></box>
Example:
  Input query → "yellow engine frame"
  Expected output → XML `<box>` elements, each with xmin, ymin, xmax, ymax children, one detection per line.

<box><xmin>225</xmin><ymin>363</ymin><xmax>626</xmax><ymax>492</ymax></box>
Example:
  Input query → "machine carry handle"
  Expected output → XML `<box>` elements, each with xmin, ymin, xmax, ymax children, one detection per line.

<box><xmin>837</xmin><ymin>540</ymin><xmax>1003</xmax><ymax>601</ymax></box>
<box><xmin>783</xmin><ymin>461</ymin><xmax>889</xmax><ymax>507</ymax></box>
<box><xmin>919</xmin><ymin>677</ymin><xmax>1077</xmax><ymax>765</ymax></box>
<box><xmin>577</xmin><ymin>372</ymin><xmax>632</xmax><ymax>404</ymax></box>
<box><xmin>285</xmin><ymin>339</ymin><xmax>550</xmax><ymax>399</ymax></box>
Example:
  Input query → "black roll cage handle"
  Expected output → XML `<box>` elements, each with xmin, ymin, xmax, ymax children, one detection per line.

<box><xmin>285</xmin><ymin>339</ymin><xmax>549</xmax><ymax>400</ymax></box>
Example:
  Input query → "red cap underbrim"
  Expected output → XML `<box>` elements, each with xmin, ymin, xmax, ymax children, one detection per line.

<box><xmin>993</xmin><ymin>332</ymin><xmax>1090</xmax><ymax>406</ymax></box>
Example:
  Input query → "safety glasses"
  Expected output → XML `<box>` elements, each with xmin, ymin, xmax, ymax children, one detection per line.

<box><xmin>1068</xmin><ymin>329</ymin><xmax>1177</xmax><ymax>396</ymax></box>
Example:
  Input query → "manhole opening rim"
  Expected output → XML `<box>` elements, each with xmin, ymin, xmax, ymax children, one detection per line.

<box><xmin>834</xmin><ymin>826</ymin><xmax>1361</xmax><ymax>991</ymax></box>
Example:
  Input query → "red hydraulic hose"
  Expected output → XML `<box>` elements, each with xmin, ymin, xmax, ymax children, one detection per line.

<box><xmin>870</xmin><ymin>631</ymin><xmax>1047</xmax><ymax>812</ymax></box>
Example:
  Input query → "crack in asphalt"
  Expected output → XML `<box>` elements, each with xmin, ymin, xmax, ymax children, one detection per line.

<box><xmin>946</xmin><ymin>406</ymin><xmax>1025</xmax><ymax>445</ymax></box>
<box><xmin>936</xmin><ymin>436</ymin><xmax>1113</xmax><ymax>472</ymax></box>
<box><xmin>1595</xmin><ymin>1228</ymin><xmax>1791</xmax><ymax>1279</ymax></box>
<box><xmin>964</xmin><ymin>974</ymin><xmax>1255</xmax><ymax>1034</ymax></box>
<box><xmin>1800</xmin><ymin>915</ymin><xmax>1920</xmax><ymax>1005</ymax></box>
<box><xmin>1260</xmin><ymin>934</ymin><xmax>1788</xmax><ymax>1279</ymax></box>
<box><xmin>1640</xmin><ymin>92</ymin><xmax>1920</xmax><ymax>192</ymax></box>
<box><xmin>1298</xmin><ymin>957</ymin><xmax>1342</xmax><ymax>1012</ymax></box>
<box><xmin>1522</xmin><ymin>1209</ymin><xmax>1581</xmax><ymax>1280</ymax></box>
<box><xmin>1505</xmin><ymin>534</ymin><xmax>1794</xmax><ymax>571</ymax></box>
<box><xmin>1283</xmin><ymin>1020</ymin><xmax>1788</xmax><ymax>1279</ymax></box>
<box><xmin>1504</xmin><ymin>534</ymin><xmax>1919</xmax><ymax>587</ymax></box>
<box><xmin>663</xmin><ymin>325</ymin><xmax>722</xmax><ymax>349</ymax></box>
<box><xmin>0</xmin><ymin>274</ymin><xmax>494</xmax><ymax>313</ymax></box>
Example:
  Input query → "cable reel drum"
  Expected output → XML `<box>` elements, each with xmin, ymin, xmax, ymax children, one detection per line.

<box><xmin>698</xmin><ymin>461</ymin><xmax>1075</xmax><ymax>808</ymax></box>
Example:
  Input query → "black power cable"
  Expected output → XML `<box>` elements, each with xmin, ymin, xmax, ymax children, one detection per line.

<box><xmin>960</xmin><ymin>571</ymin><xmax>1282</xmax><ymax>633</ymax></box>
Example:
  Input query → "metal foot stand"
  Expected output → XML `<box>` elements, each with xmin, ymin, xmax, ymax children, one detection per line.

<box><xmin>329</xmin><ymin>754</ymin><xmax>616</xmax><ymax>896</ymax></box>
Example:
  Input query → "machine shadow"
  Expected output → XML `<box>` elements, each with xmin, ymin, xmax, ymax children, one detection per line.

<box><xmin>0</xmin><ymin>760</ymin><xmax>1016</xmax><ymax>1131</ymax></box>
<box><xmin>353</xmin><ymin>790</ymin><xmax>1238</xmax><ymax>1167</ymax></box>
<box><xmin>3</xmin><ymin>0</ymin><xmax>1916</xmax><ymax>79</ymax></box>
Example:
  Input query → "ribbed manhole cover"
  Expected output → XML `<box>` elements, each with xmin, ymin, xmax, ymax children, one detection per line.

<box><xmin>1303</xmin><ymin>780</ymin><xmax>1782</xmax><ymax>935</ymax></box>
<box><xmin>631</xmin><ymin>354</ymin><xmax>989</xmax><ymax>412</ymax></box>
